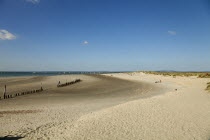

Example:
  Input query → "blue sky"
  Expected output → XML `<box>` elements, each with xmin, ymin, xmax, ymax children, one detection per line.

<box><xmin>0</xmin><ymin>0</ymin><xmax>210</xmax><ymax>71</ymax></box>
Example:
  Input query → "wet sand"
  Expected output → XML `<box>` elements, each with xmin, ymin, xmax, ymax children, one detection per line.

<box><xmin>0</xmin><ymin>74</ymin><xmax>158</xmax><ymax>139</ymax></box>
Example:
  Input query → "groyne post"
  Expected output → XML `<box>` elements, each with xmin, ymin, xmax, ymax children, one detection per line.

<box><xmin>3</xmin><ymin>85</ymin><xmax>6</xmax><ymax>99</ymax></box>
<box><xmin>41</xmin><ymin>83</ymin><xmax>43</xmax><ymax>91</ymax></box>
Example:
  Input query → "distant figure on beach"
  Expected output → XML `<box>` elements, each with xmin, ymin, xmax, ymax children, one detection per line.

<box><xmin>57</xmin><ymin>81</ymin><xmax>61</xmax><ymax>87</ymax></box>
<box><xmin>155</xmin><ymin>80</ymin><xmax>162</xmax><ymax>83</ymax></box>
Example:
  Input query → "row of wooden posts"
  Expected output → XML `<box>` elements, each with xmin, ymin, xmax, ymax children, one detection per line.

<box><xmin>0</xmin><ymin>79</ymin><xmax>81</xmax><ymax>100</ymax></box>
<box><xmin>57</xmin><ymin>79</ymin><xmax>81</xmax><ymax>87</ymax></box>
<box><xmin>0</xmin><ymin>86</ymin><xmax>44</xmax><ymax>100</ymax></box>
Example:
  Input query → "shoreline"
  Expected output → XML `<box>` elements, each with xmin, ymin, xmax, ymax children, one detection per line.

<box><xmin>0</xmin><ymin>71</ymin><xmax>123</xmax><ymax>78</ymax></box>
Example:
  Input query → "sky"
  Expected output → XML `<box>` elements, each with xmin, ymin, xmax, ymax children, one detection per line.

<box><xmin>0</xmin><ymin>0</ymin><xmax>210</xmax><ymax>71</ymax></box>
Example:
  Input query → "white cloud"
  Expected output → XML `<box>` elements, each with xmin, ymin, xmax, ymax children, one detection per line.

<box><xmin>83</xmin><ymin>41</ymin><xmax>89</xmax><ymax>45</ymax></box>
<box><xmin>26</xmin><ymin>0</ymin><xmax>40</xmax><ymax>4</ymax></box>
<box><xmin>168</xmin><ymin>30</ymin><xmax>177</xmax><ymax>35</ymax></box>
<box><xmin>0</xmin><ymin>30</ymin><xmax>16</xmax><ymax>40</ymax></box>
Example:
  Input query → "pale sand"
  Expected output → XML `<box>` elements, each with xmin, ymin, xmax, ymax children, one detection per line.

<box><xmin>0</xmin><ymin>73</ymin><xmax>210</xmax><ymax>140</ymax></box>
<box><xmin>0</xmin><ymin>74</ymin><xmax>155</xmax><ymax>139</ymax></box>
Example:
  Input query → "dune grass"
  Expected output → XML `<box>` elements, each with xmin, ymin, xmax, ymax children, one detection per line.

<box><xmin>207</xmin><ymin>82</ymin><xmax>210</xmax><ymax>91</ymax></box>
<box><xmin>136</xmin><ymin>71</ymin><xmax>210</xmax><ymax>78</ymax></box>
<box><xmin>198</xmin><ymin>73</ymin><xmax>210</xmax><ymax>78</ymax></box>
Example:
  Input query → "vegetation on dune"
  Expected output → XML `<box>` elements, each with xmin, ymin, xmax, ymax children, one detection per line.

<box><xmin>134</xmin><ymin>71</ymin><xmax>210</xmax><ymax>91</ymax></box>
<box><xmin>127</xmin><ymin>71</ymin><xmax>210</xmax><ymax>92</ymax></box>
<box><xmin>198</xmin><ymin>73</ymin><xmax>210</xmax><ymax>78</ymax></box>
<box><xmin>207</xmin><ymin>82</ymin><xmax>210</xmax><ymax>91</ymax></box>
<box><xmin>136</xmin><ymin>71</ymin><xmax>210</xmax><ymax>78</ymax></box>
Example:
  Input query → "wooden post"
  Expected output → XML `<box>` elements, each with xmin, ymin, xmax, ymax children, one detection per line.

<box><xmin>41</xmin><ymin>83</ymin><xmax>43</xmax><ymax>91</ymax></box>
<box><xmin>3</xmin><ymin>85</ymin><xmax>6</xmax><ymax>99</ymax></box>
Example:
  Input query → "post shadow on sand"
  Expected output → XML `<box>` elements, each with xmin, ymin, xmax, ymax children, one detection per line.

<box><xmin>0</xmin><ymin>136</ymin><xmax>24</xmax><ymax>140</ymax></box>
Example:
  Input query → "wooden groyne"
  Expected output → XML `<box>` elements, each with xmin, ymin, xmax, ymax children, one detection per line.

<box><xmin>57</xmin><ymin>79</ymin><xmax>81</xmax><ymax>87</ymax></box>
<box><xmin>0</xmin><ymin>79</ymin><xmax>82</xmax><ymax>100</ymax></box>
<box><xmin>1</xmin><ymin>86</ymin><xmax>44</xmax><ymax>100</ymax></box>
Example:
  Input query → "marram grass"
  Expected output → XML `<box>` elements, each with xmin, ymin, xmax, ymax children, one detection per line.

<box><xmin>206</xmin><ymin>84</ymin><xmax>210</xmax><ymax>91</ymax></box>
<box><xmin>135</xmin><ymin>71</ymin><xmax>210</xmax><ymax>78</ymax></box>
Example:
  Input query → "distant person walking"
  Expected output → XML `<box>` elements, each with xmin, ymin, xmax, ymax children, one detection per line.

<box><xmin>57</xmin><ymin>81</ymin><xmax>61</xmax><ymax>87</ymax></box>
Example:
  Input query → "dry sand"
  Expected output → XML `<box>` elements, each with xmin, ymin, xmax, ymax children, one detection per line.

<box><xmin>0</xmin><ymin>73</ymin><xmax>210</xmax><ymax>140</ymax></box>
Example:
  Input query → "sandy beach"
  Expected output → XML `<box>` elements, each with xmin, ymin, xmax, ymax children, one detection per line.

<box><xmin>1</xmin><ymin>0</ymin><xmax>210</xmax><ymax>139</ymax></box>
<box><xmin>0</xmin><ymin>73</ymin><xmax>210</xmax><ymax>140</ymax></box>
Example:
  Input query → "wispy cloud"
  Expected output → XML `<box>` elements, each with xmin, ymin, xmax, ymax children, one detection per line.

<box><xmin>168</xmin><ymin>30</ymin><xmax>177</xmax><ymax>35</ymax></box>
<box><xmin>83</xmin><ymin>41</ymin><xmax>89</xmax><ymax>45</ymax></box>
<box><xmin>0</xmin><ymin>29</ymin><xmax>16</xmax><ymax>40</ymax></box>
<box><xmin>25</xmin><ymin>0</ymin><xmax>40</xmax><ymax>4</ymax></box>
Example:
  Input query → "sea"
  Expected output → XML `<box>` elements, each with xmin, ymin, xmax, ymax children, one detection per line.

<box><xmin>0</xmin><ymin>71</ymin><xmax>123</xmax><ymax>77</ymax></box>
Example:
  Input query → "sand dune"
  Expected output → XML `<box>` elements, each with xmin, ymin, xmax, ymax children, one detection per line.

<box><xmin>0</xmin><ymin>73</ymin><xmax>210</xmax><ymax>140</ymax></box>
